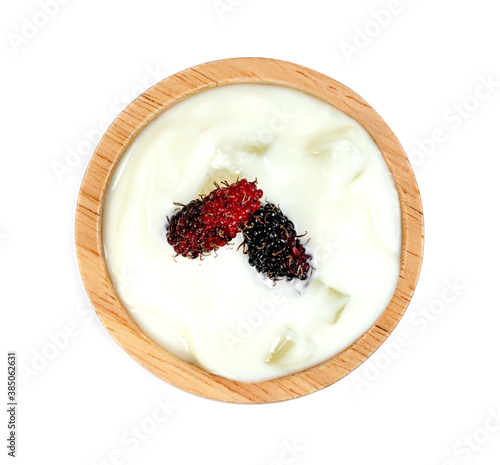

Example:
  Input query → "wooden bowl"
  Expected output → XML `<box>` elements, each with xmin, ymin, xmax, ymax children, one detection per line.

<box><xmin>75</xmin><ymin>57</ymin><xmax>424</xmax><ymax>403</ymax></box>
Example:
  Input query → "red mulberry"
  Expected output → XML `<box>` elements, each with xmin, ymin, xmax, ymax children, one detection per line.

<box><xmin>166</xmin><ymin>179</ymin><xmax>263</xmax><ymax>259</ymax></box>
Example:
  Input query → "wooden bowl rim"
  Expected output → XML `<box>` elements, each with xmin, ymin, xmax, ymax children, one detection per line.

<box><xmin>75</xmin><ymin>57</ymin><xmax>424</xmax><ymax>404</ymax></box>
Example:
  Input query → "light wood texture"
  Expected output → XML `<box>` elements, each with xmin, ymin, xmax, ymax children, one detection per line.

<box><xmin>75</xmin><ymin>57</ymin><xmax>424</xmax><ymax>403</ymax></box>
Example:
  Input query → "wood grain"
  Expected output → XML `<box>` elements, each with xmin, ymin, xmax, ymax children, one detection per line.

<box><xmin>75</xmin><ymin>57</ymin><xmax>424</xmax><ymax>403</ymax></box>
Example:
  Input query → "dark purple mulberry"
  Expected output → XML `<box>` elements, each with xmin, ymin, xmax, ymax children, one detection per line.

<box><xmin>242</xmin><ymin>203</ymin><xmax>312</xmax><ymax>281</ymax></box>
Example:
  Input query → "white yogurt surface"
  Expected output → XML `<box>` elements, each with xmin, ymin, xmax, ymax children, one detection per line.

<box><xmin>103</xmin><ymin>84</ymin><xmax>402</xmax><ymax>382</ymax></box>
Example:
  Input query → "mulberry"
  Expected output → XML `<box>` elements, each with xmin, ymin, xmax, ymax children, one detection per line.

<box><xmin>242</xmin><ymin>203</ymin><xmax>312</xmax><ymax>281</ymax></box>
<box><xmin>166</xmin><ymin>179</ymin><xmax>263</xmax><ymax>259</ymax></box>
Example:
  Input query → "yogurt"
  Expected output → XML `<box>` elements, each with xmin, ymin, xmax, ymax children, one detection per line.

<box><xmin>103</xmin><ymin>84</ymin><xmax>401</xmax><ymax>382</ymax></box>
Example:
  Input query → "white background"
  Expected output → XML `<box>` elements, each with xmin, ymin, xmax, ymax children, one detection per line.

<box><xmin>1</xmin><ymin>0</ymin><xmax>500</xmax><ymax>464</ymax></box>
